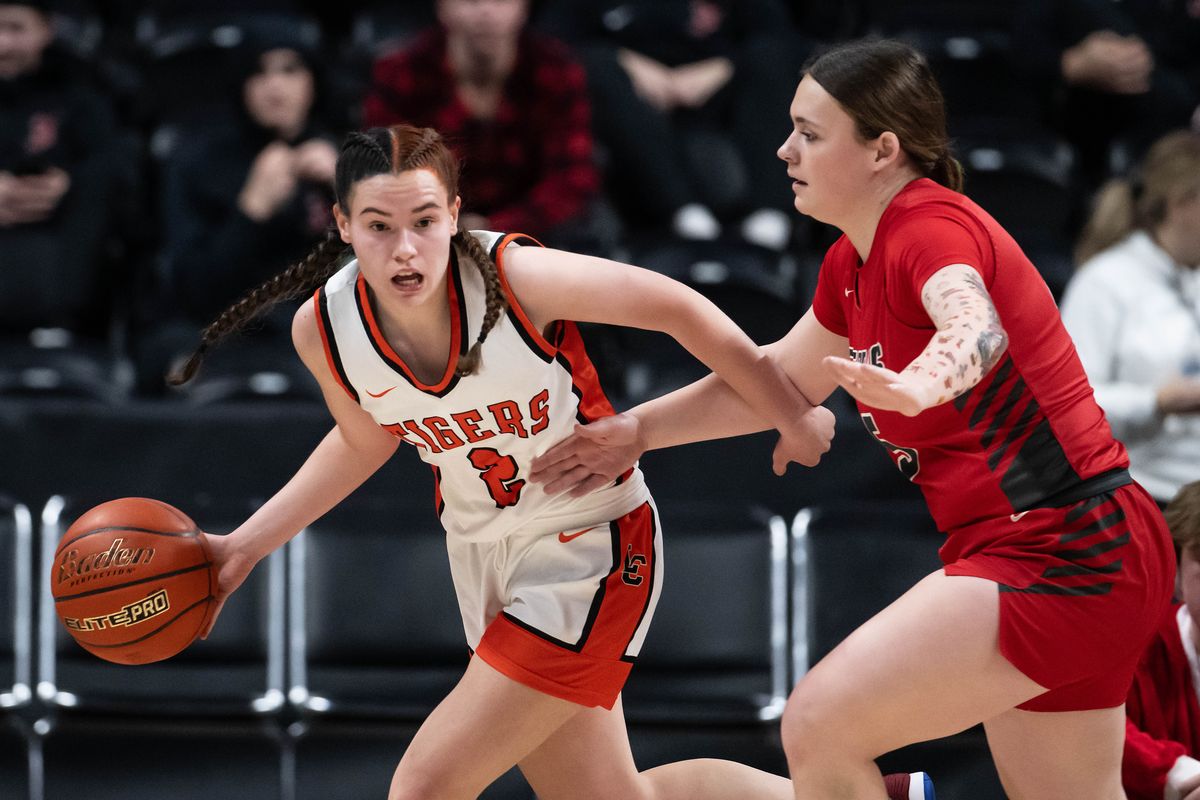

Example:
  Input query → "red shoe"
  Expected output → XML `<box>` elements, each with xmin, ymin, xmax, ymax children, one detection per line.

<box><xmin>884</xmin><ymin>772</ymin><xmax>936</xmax><ymax>800</ymax></box>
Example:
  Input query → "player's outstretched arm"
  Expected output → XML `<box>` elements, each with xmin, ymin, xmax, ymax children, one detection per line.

<box><xmin>825</xmin><ymin>263</ymin><xmax>1008</xmax><ymax>417</ymax></box>
<box><xmin>200</xmin><ymin>301</ymin><xmax>400</xmax><ymax>637</ymax></box>
<box><xmin>506</xmin><ymin>246</ymin><xmax>836</xmax><ymax>474</ymax></box>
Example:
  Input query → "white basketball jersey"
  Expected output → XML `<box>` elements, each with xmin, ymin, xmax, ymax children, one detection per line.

<box><xmin>314</xmin><ymin>231</ymin><xmax>649</xmax><ymax>543</ymax></box>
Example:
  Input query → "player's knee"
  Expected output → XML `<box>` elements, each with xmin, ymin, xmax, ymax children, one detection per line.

<box><xmin>388</xmin><ymin>764</ymin><xmax>460</xmax><ymax>800</ymax></box>
<box><xmin>780</xmin><ymin>682</ymin><xmax>845</xmax><ymax>764</ymax></box>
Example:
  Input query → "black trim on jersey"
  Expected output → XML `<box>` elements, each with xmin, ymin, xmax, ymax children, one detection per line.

<box><xmin>986</xmin><ymin>396</ymin><xmax>1041</xmax><ymax>472</ymax></box>
<box><xmin>1030</xmin><ymin>469</ymin><xmax>1132</xmax><ymax>514</ymax></box>
<box><xmin>967</xmin><ymin>357</ymin><xmax>1014</xmax><ymax>429</ymax></box>
<box><xmin>1066</xmin><ymin>493</ymin><xmax>1112</xmax><ymax>524</ymax></box>
<box><xmin>1053</xmin><ymin>531</ymin><xmax>1131</xmax><ymax>561</ymax></box>
<box><xmin>554</xmin><ymin>351</ymin><xmax>592</xmax><ymax>425</ymax></box>
<box><xmin>570</xmin><ymin>518</ymin><xmax>622</xmax><ymax>652</ymax></box>
<box><xmin>981</xmin><ymin>378</ymin><xmax>1027</xmax><ymax>449</ymax></box>
<box><xmin>500</xmin><ymin>611</ymin><xmax>578</xmax><ymax>651</ymax></box>
<box><xmin>999</xmin><ymin>582</ymin><xmax>1114</xmax><ymax>596</ymax></box>
<box><xmin>488</xmin><ymin>233</ymin><xmax>541</xmax><ymax>262</ymax></box>
<box><xmin>620</xmin><ymin>502</ymin><xmax>658</xmax><ymax>662</ymax></box>
<box><xmin>999</xmin><ymin>419</ymin><xmax>1079</xmax><ymax>512</ymax></box>
<box><xmin>489</xmin><ymin>233</ymin><xmax>556</xmax><ymax>362</ymax></box>
<box><xmin>353</xmin><ymin>251</ymin><xmax>467</xmax><ymax>398</ymax></box>
<box><xmin>506</xmin><ymin>307</ymin><xmax>555</xmax><ymax>364</ymax></box>
<box><xmin>431</xmin><ymin>465</ymin><xmax>445</xmax><ymax>518</ymax></box>
<box><xmin>496</xmin><ymin>515</ymin><xmax>622</xmax><ymax>654</ymax></box>
<box><xmin>1042</xmin><ymin>560</ymin><xmax>1124</xmax><ymax>579</ymax></box>
<box><xmin>317</xmin><ymin>286</ymin><xmax>360</xmax><ymax>404</ymax></box>
<box><xmin>1059</xmin><ymin>507</ymin><xmax>1126</xmax><ymax>544</ymax></box>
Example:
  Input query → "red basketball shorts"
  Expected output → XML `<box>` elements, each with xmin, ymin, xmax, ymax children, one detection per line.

<box><xmin>448</xmin><ymin>500</ymin><xmax>663</xmax><ymax>709</ymax></box>
<box><xmin>942</xmin><ymin>482</ymin><xmax>1175</xmax><ymax>711</ymax></box>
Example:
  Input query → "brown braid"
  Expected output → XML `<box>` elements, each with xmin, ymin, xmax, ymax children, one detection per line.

<box><xmin>452</xmin><ymin>230</ymin><xmax>509</xmax><ymax>376</ymax></box>
<box><xmin>167</xmin><ymin>231</ymin><xmax>350</xmax><ymax>385</ymax></box>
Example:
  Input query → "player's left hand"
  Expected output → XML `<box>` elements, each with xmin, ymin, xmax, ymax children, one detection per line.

<box><xmin>529</xmin><ymin>414</ymin><xmax>645</xmax><ymax>497</ymax></box>
<box><xmin>823</xmin><ymin>355</ymin><xmax>933</xmax><ymax>417</ymax></box>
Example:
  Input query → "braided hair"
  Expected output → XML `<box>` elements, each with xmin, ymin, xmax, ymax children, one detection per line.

<box><xmin>169</xmin><ymin>124</ymin><xmax>507</xmax><ymax>385</ymax></box>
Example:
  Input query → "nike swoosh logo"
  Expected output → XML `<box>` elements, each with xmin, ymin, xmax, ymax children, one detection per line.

<box><xmin>1010</xmin><ymin>511</ymin><xmax>1031</xmax><ymax>522</ymax></box>
<box><xmin>558</xmin><ymin>528</ymin><xmax>591</xmax><ymax>543</ymax></box>
<box><xmin>366</xmin><ymin>386</ymin><xmax>398</xmax><ymax>398</ymax></box>
<box><xmin>844</xmin><ymin>288</ymin><xmax>855</xmax><ymax>296</ymax></box>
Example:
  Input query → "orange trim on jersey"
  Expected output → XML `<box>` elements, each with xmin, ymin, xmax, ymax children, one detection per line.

<box><xmin>312</xmin><ymin>289</ymin><xmax>358</xmax><ymax>402</ymax></box>
<box><xmin>491</xmin><ymin>233</ymin><xmax>557</xmax><ymax>360</ymax></box>
<box><xmin>475</xmin><ymin>615</ymin><xmax>632</xmax><ymax>709</ymax></box>
<box><xmin>554</xmin><ymin>320</ymin><xmax>616</xmax><ymax>423</ymax></box>
<box><xmin>354</xmin><ymin>264</ymin><xmax>463</xmax><ymax>393</ymax></box>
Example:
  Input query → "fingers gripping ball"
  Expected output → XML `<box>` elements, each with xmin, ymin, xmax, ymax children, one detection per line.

<box><xmin>51</xmin><ymin>498</ymin><xmax>215</xmax><ymax>665</ymax></box>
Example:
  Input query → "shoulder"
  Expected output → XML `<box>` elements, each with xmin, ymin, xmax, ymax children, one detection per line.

<box><xmin>291</xmin><ymin>296</ymin><xmax>323</xmax><ymax>363</ymax></box>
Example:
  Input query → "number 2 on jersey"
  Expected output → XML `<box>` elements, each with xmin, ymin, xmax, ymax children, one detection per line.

<box><xmin>467</xmin><ymin>447</ymin><xmax>526</xmax><ymax>508</ymax></box>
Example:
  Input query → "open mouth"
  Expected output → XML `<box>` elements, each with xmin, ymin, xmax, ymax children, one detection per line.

<box><xmin>391</xmin><ymin>272</ymin><xmax>424</xmax><ymax>290</ymax></box>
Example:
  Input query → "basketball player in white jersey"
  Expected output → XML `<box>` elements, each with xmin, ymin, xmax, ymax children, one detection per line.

<box><xmin>169</xmin><ymin>124</ymin><xmax>845</xmax><ymax>799</ymax></box>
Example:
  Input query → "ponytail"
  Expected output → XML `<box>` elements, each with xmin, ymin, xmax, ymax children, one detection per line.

<box><xmin>452</xmin><ymin>230</ymin><xmax>509</xmax><ymax>376</ymax></box>
<box><xmin>1074</xmin><ymin>179</ymin><xmax>1137</xmax><ymax>267</ymax></box>
<box><xmin>931</xmin><ymin>152</ymin><xmax>964</xmax><ymax>193</ymax></box>
<box><xmin>168</xmin><ymin>231</ymin><xmax>350</xmax><ymax>386</ymax></box>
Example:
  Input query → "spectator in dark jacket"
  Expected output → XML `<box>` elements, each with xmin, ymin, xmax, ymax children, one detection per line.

<box><xmin>0</xmin><ymin>0</ymin><xmax>124</xmax><ymax>333</ymax></box>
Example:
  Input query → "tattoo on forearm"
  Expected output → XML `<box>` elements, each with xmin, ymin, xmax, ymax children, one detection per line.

<box><xmin>905</xmin><ymin>265</ymin><xmax>1008</xmax><ymax>407</ymax></box>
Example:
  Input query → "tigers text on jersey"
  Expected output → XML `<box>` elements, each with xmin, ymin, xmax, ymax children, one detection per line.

<box><xmin>812</xmin><ymin>179</ymin><xmax>1129</xmax><ymax>533</ymax></box>
<box><xmin>314</xmin><ymin>230</ymin><xmax>649</xmax><ymax>543</ymax></box>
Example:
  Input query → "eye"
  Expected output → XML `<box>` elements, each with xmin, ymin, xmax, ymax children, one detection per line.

<box><xmin>801</xmin><ymin>131</ymin><xmax>817</xmax><ymax>142</ymax></box>
<box><xmin>415</xmin><ymin>217</ymin><xmax>434</xmax><ymax>228</ymax></box>
<box><xmin>368</xmin><ymin>221</ymin><xmax>388</xmax><ymax>232</ymax></box>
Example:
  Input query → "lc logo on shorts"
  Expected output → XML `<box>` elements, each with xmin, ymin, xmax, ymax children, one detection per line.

<box><xmin>622</xmin><ymin>544</ymin><xmax>646</xmax><ymax>586</ymax></box>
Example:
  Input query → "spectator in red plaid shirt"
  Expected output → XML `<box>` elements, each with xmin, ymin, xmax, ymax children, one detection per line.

<box><xmin>362</xmin><ymin>0</ymin><xmax>600</xmax><ymax>245</ymax></box>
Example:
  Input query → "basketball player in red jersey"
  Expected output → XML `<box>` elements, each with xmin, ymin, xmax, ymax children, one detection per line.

<box><xmin>530</xmin><ymin>39</ymin><xmax>1176</xmax><ymax>799</ymax></box>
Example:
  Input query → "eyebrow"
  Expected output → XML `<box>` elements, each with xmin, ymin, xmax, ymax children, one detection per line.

<box><xmin>793</xmin><ymin>115</ymin><xmax>822</xmax><ymax>129</ymax></box>
<box><xmin>358</xmin><ymin>201</ymin><xmax>443</xmax><ymax>217</ymax></box>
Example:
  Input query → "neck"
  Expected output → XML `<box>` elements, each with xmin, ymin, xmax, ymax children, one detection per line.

<box><xmin>841</xmin><ymin>169</ymin><xmax>922</xmax><ymax>263</ymax></box>
<box><xmin>370</xmin><ymin>270</ymin><xmax>452</xmax><ymax>348</ymax></box>
<box><xmin>1153</xmin><ymin>223</ymin><xmax>1199</xmax><ymax>270</ymax></box>
<box><xmin>446</xmin><ymin>33</ymin><xmax>516</xmax><ymax>88</ymax></box>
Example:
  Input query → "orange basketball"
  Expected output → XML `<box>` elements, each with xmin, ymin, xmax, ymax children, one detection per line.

<box><xmin>51</xmin><ymin>497</ymin><xmax>215</xmax><ymax>665</ymax></box>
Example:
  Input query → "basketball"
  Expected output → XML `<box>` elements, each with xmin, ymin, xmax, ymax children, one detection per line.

<box><xmin>51</xmin><ymin>497</ymin><xmax>216</xmax><ymax>665</ymax></box>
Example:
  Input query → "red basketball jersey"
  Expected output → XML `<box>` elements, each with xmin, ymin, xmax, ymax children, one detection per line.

<box><xmin>812</xmin><ymin>179</ymin><xmax>1128</xmax><ymax>532</ymax></box>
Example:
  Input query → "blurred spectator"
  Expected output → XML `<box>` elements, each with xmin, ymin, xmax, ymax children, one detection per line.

<box><xmin>0</xmin><ymin>0</ymin><xmax>126</xmax><ymax>333</ymax></box>
<box><xmin>1124</xmin><ymin>480</ymin><xmax>1200</xmax><ymax>800</ymax></box>
<box><xmin>1061</xmin><ymin>130</ymin><xmax>1200</xmax><ymax>505</ymax></box>
<box><xmin>137</xmin><ymin>35</ymin><xmax>336</xmax><ymax>392</ymax></box>
<box><xmin>538</xmin><ymin>0</ymin><xmax>805</xmax><ymax>250</ymax></box>
<box><xmin>363</xmin><ymin>0</ymin><xmax>600</xmax><ymax>245</ymax></box>
<box><xmin>1014</xmin><ymin>0</ymin><xmax>1200</xmax><ymax>184</ymax></box>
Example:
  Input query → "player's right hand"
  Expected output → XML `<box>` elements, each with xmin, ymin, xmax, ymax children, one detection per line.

<box><xmin>198</xmin><ymin>530</ymin><xmax>258</xmax><ymax>640</ymax></box>
<box><xmin>529</xmin><ymin>413</ymin><xmax>646</xmax><ymax>498</ymax></box>
<box><xmin>772</xmin><ymin>403</ymin><xmax>836</xmax><ymax>474</ymax></box>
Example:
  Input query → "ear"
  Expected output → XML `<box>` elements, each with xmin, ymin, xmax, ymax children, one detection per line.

<box><xmin>450</xmin><ymin>196</ymin><xmax>462</xmax><ymax>235</ymax></box>
<box><xmin>872</xmin><ymin>131</ymin><xmax>903</xmax><ymax>171</ymax></box>
<box><xmin>333</xmin><ymin>203</ymin><xmax>352</xmax><ymax>243</ymax></box>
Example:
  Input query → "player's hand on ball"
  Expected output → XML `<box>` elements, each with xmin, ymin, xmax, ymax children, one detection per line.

<box><xmin>529</xmin><ymin>413</ymin><xmax>645</xmax><ymax>498</ymax></box>
<box><xmin>198</xmin><ymin>531</ymin><xmax>258</xmax><ymax>640</ymax></box>
<box><xmin>823</xmin><ymin>356</ymin><xmax>933</xmax><ymax>417</ymax></box>
<box><xmin>772</xmin><ymin>403</ymin><xmax>835</xmax><ymax>474</ymax></box>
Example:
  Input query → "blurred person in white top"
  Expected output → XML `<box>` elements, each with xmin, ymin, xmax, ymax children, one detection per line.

<box><xmin>1062</xmin><ymin>130</ymin><xmax>1200</xmax><ymax>505</ymax></box>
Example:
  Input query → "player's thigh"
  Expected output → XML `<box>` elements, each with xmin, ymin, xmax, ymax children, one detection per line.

<box><xmin>983</xmin><ymin>705</ymin><xmax>1127</xmax><ymax>800</ymax></box>
<box><xmin>391</xmin><ymin>656</ymin><xmax>583</xmax><ymax>800</ymax></box>
<box><xmin>517</xmin><ymin>695</ymin><xmax>652</xmax><ymax>800</ymax></box>
<box><xmin>782</xmin><ymin>570</ymin><xmax>1046</xmax><ymax>759</ymax></box>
